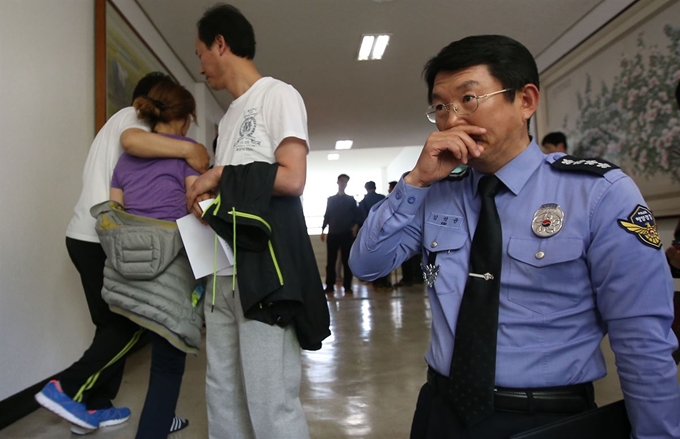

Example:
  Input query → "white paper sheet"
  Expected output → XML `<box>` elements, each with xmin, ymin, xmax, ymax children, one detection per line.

<box><xmin>176</xmin><ymin>199</ymin><xmax>234</xmax><ymax>279</ymax></box>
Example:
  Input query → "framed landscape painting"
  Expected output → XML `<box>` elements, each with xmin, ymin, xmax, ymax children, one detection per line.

<box><xmin>537</xmin><ymin>0</ymin><xmax>680</xmax><ymax>217</ymax></box>
<box><xmin>95</xmin><ymin>0</ymin><xmax>172</xmax><ymax>131</ymax></box>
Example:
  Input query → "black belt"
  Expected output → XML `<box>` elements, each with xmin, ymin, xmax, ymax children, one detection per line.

<box><xmin>427</xmin><ymin>367</ymin><xmax>594</xmax><ymax>415</ymax></box>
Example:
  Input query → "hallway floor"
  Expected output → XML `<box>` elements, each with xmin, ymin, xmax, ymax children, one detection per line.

<box><xmin>0</xmin><ymin>281</ymin><xmax>663</xmax><ymax>438</ymax></box>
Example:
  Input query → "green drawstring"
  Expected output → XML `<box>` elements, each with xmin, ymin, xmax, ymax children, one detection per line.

<box><xmin>206</xmin><ymin>199</ymin><xmax>236</xmax><ymax>311</ymax></box>
<box><xmin>268</xmin><ymin>240</ymin><xmax>284</xmax><ymax>285</ymax></box>
<box><xmin>232</xmin><ymin>207</ymin><xmax>237</xmax><ymax>292</ymax></box>
<box><xmin>204</xmin><ymin>196</ymin><xmax>221</xmax><ymax>312</ymax></box>
<box><xmin>207</xmin><ymin>204</ymin><xmax>286</xmax><ymax>310</ymax></box>
<box><xmin>223</xmin><ymin>210</ymin><xmax>282</xmax><ymax>286</ymax></box>
<box><xmin>211</xmin><ymin>233</ymin><xmax>218</xmax><ymax>312</ymax></box>
<box><xmin>211</xmin><ymin>194</ymin><xmax>222</xmax><ymax>215</ymax></box>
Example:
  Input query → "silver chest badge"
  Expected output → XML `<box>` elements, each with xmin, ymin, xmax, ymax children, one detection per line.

<box><xmin>420</xmin><ymin>263</ymin><xmax>440</xmax><ymax>287</ymax></box>
<box><xmin>532</xmin><ymin>203</ymin><xmax>564</xmax><ymax>237</ymax></box>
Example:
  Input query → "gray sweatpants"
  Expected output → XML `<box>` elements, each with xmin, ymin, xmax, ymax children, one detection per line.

<box><xmin>205</xmin><ymin>276</ymin><xmax>310</xmax><ymax>439</ymax></box>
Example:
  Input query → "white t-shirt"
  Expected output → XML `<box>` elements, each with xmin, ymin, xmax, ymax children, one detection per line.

<box><xmin>215</xmin><ymin>76</ymin><xmax>309</xmax><ymax>166</ymax></box>
<box><xmin>65</xmin><ymin>107</ymin><xmax>148</xmax><ymax>242</ymax></box>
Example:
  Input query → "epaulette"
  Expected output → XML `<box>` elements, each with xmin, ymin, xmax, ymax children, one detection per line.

<box><xmin>444</xmin><ymin>165</ymin><xmax>470</xmax><ymax>181</ymax></box>
<box><xmin>551</xmin><ymin>155</ymin><xmax>619</xmax><ymax>176</ymax></box>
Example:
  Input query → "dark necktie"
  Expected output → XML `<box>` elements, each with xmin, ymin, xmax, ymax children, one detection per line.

<box><xmin>449</xmin><ymin>174</ymin><xmax>503</xmax><ymax>426</ymax></box>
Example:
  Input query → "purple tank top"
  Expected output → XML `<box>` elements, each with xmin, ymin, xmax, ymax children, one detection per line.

<box><xmin>111</xmin><ymin>134</ymin><xmax>200</xmax><ymax>221</ymax></box>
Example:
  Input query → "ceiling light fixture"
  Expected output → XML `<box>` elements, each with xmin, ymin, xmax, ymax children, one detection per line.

<box><xmin>327</xmin><ymin>153</ymin><xmax>340</xmax><ymax>161</ymax></box>
<box><xmin>335</xmin><ymin>140</ymin><xmax>353</xmax><ymax>150</ymax></box>
<box><xmin>358</xmin><ymin>36</ymin><xmax>375</xmax><ymax>61</ymax></box>
<box><xmin>357</xmin><ymin>35</ymin><xmax>390</xmax><ymax>61</ymax></box>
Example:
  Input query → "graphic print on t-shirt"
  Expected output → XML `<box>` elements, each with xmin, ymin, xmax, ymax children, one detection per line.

<box><xmin>235</xmin><ymin>108</ymin><xmax>261</xmax><ymax>153</ymax></box>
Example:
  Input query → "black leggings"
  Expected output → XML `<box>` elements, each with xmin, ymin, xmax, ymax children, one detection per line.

<box><xmin>135</xmin><ymin>332</ymin><xmax>187</xmax><ymax>439</ymax></box>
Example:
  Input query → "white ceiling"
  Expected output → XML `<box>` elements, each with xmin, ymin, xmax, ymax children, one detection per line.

<box><xmin>136</xmin><ymin>0</ymin><xmax>611</xmax><ymax>151</ymax></box>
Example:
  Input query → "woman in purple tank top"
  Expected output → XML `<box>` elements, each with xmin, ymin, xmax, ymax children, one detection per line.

<box><xmin>109</xmin><ymin>82</ymin><xmax>202</xmax><ymax>439</ymax></box>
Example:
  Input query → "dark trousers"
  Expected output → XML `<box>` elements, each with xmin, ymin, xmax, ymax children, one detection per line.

<box><xmin>325</xmin><ymin>231</ymin><xmax>354</xmax><ymax>290</ymax></box>
<box><xmin>401</xmin><ymin>255</ymin><xmax>423</xmax><ymax>283</ymax></box>
<box><xmin>135</xmin><ymin>332</ymin><xmax>186</xmax><ymax>439</ymax></box>
<box><xmin>372</xmin><ymin>275</ymin><xmax>392</xmax><ymax>288</ymax></box>
<box><xmin>673</xmin><ymin>292</ymin><xmax>680</xmax><ymax>364</ymax></box>
<box><xmin>410</xmin><ymin>383</ymin><xmax>573</xmax><ymax>439</ymax></box>
<box><xmin>60</xmin><ymin>238</ymin><xmax>142</xmax><ymax>410</ymax></box>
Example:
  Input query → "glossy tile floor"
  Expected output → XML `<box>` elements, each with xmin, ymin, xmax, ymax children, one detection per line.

<box><xmin>0</xmin><ymin>280</ymin><xmax>664</xmax><ymax>438</ymax></box>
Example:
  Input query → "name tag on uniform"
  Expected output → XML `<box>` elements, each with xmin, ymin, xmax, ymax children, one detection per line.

<box><xmin>426</xmin><ymin>213</ymin><xmax>463</xmax><ymax>229</ymax></box>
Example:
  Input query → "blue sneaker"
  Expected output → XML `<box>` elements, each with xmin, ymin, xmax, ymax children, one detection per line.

<box><xmin>96</xmin><ymin>406</ymin><xmax>131</xmax><ymax>427</ymax></box>
<box><xmin>34</xmin><ymin>380</ymin><xmax>98</xmax><ymax>430</ymax></box>
<box><xmin>70</xmin><ymin>406</ymin><xmax>131</xmax><ymax>435</ymax></box>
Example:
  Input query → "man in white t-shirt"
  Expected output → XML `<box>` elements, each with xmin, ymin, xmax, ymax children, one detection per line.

<box><xmin>188</xmin><ymin>4</ymin><xmax>317</xmax><ymax>439</ymax></box>
<box><xmin>35</xmin><ymin>72</ymin><xmax>209</xmax><ymax>435</ymax></box>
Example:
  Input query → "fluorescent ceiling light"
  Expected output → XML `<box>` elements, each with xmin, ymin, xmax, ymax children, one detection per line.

<box><xmin>327</xmin><ymin>153</ymin><xmax>340</xmax><ymax>161</ymax></box>
<box><xmin>372</xmin><ymin>35</ymin><xmax>390</xmax><ymax>60</ymax></box>
<box><xmin>335</xmin><ymin>140</ymin><xmax>353</xmax><ymax>150</ymax></box>
<box><xmin>358</xmin><ymin>36</ymin><xmax>375</xmax><ymax>61</ymax></box>
<box><xmin>357</xmin><ymin>35</ymin><xmax>390</xmax><ymax>61</ymax></box>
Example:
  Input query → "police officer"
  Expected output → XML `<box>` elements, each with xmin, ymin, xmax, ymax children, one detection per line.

<box><xmin>349</xmin><ymin>35</ymin><xmax>680</xmax><ymax>438</ymax></box>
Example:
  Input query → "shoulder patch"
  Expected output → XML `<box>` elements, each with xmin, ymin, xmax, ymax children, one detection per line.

<box><xmin>444</xmin><ymin>165</ymin><xmax>470</xmax><ymax>181</ymax></box>
<box><xmin>617</xmin><ymin>204</ymin><xmax>661</xmax><ymax>249</ymax></box>
<box><xmin>551</xmin><ymin>155</ymin><xmax>619</xmax><ymax>176</ymax></box>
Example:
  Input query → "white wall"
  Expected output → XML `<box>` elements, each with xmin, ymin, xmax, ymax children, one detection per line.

<box><xmin>0</xmin><ymin>0</ymin><xmax>98</xmax><ymax>402</ymax></box>
<box><xmin>385</xmin><ymin>146</ymin><xmax>422</xmax><ymax>183</ymax></box>
<box><xmin>0</xmin><ymin>0</ymin><xmax>222</xmax><ymax>402</ymax></box>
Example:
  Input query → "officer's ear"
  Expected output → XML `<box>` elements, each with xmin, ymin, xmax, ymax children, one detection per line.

<box><xmin>518</xmin><ymin>84</ymin><xmax>539</xmax><ymax>122</ymax></box>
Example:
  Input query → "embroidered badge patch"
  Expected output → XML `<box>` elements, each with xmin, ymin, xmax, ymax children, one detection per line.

<box><xmin>617</xmin><ymin>205</ymin><xmax>661</xmax><ymax>249</ymax></box>
<box><xmin>551</xmin><ymin>155</ymin><xmax>619</xmax><ymax>176</ymax></box>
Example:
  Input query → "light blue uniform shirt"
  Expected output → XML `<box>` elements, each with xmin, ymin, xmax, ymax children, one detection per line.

<box><xmin>350</xmin><ymin>141</ymin><xmax>680</xmax><ymax>438</ymax></box>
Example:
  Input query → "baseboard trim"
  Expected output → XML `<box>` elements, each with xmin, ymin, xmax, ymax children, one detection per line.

<box><xmin>0</xmin><ymin>377</ymin><xmax>52</xmax><ymax>431</ymax></box>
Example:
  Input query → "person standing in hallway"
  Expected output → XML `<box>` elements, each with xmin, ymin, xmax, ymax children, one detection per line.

<box><xmin>350</xmin><ymin>34</ymin><xmax>680</xmax><ymax>438</ymax></box>
<box><xmin>35</xmin><ymin>72</ymin><xmax>209</xmax><ymax>435</ymax></box>
<box><xmin>540</xmin><ymin>131</ymin><xmax>568</xmax><ymax>154</ymax></box>
<box><xmin>187</xmin><ymin>4</ymin><xmax>330</xmax><ymax>439</ymax></box>
<box><xmin>358</xmin><ymin>181</ymin><xmax>385</xmax><ymax>221</ymax></box>
<box><xmin>321</xmin><ymin>173</ymin><xmax>360</xmax><ymax>293</ymax></box>
<box><xmin>358</xmin><ymin>181</ymin><xmax>391</xmax><ymax>290</ymax></box>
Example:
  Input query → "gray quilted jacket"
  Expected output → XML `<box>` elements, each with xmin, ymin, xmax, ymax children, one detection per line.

<box><xmin>92</xmin><ymin>201</ymin><xmax>204</xmax><ymax>354</ymax></box>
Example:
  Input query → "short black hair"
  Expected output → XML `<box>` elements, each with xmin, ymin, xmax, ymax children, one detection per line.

<box><xmin>131</xmin><ymin>72</ymin><xmax>174</xmax><ymax>104</ymax></box>
<box><xmin>423</xmin><ymin>35</ymin><xmax>539</xmax><ymax>105</ymax></box>
<box><xmin>388</xmin><ymin>181</ymin><xmax>397</xmax><ymax>190</ymax></box>
<box><xmin>197</xmin><ymin>3</ymin><xmax>256</xmax><ymax>60</ymax></box>
<box><xmin>541</xmin><ymin>132</ymin><xmax>567</xmax><ymax>149</ymax></box>
<box><xmin>364</xmin><ymin>181</ymin><xmax>376</xmax><ymax>190</ymax></box>
<box><xmin>675</xmin><ymin>79</ymin><xmax>680</xmax><ymax>109</ymax></box>
<box><xmin>338</xmin><ymin>174</ymin><xmax>350</xmax><ymax>181</ymax></box>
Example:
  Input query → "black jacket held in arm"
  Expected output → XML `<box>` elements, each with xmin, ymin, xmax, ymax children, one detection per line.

<box><xmin>203</xmin><ymin>161</ymin><xmax>331</xmax><ymax>350</ymax></box>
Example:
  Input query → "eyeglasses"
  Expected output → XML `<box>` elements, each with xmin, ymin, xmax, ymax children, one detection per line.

<box><xmin>425</xmin><ymin>88</ymin><xmax>511</xmax><ymax>123</ymax></box>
